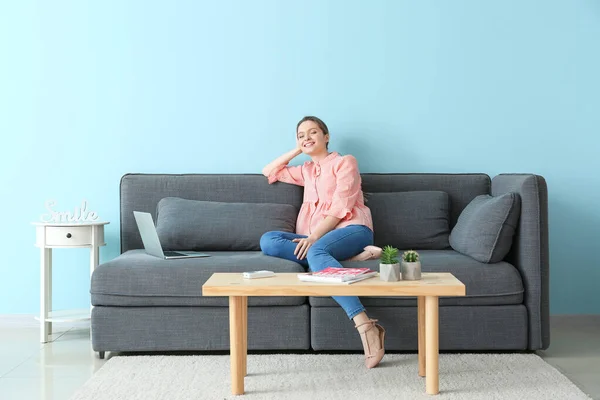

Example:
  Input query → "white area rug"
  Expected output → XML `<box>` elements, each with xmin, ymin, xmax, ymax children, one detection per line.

<box><xmin>70</xmin><ymin>353</ymin><xmax>591</xmax><ymax>400</ymax></box>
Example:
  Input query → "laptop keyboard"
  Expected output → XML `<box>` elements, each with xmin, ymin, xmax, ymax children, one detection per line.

<box><xmin>164</xmin><ymin>251</ymin><xmax>187</xmax><ymax>257</ymax></box>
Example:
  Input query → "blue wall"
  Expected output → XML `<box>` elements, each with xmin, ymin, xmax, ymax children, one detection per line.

<box><xmin>1</xmin><ymin>1</ymin><xmax>598</xmax><ymax>315</ymax></box>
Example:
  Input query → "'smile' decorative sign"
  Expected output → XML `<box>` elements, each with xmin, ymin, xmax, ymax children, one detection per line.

<box><xmin>40</xmin><ymin>200</ymin><xmax>100</xmax><ymax>223</ymax></box>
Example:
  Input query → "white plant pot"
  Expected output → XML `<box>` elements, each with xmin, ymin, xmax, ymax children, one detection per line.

<box><xmin>401</xmin><ymin>261</ymin><xmax>422</xmax><ymax>280</ymax></box>
<box><xmin>380</xmin><ymin>263</ymin><xmax>400</xmax><ymax>282</ymax></box>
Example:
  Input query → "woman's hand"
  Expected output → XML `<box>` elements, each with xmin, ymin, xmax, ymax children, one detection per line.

<box><xmin>292</xmin><ymin>236</ymin><xmax>317</xmax><ymax>260</ymax></box>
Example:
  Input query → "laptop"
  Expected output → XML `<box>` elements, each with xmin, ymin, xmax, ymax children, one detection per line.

<box><xmin>133</xmin><ymin>211</ymin><xmax>210</xmax><ymax>259</ymax></box>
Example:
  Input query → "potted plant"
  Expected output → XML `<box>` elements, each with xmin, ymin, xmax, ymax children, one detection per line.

<box><xmin>401</xmin><ymin>250</ymin><xmax>422</xmax><ymax>280</ymax></box>
<box><xmin>379</xmin><ymin>245</ymin><xmax>400</xmax><ymax>282</ymax></box>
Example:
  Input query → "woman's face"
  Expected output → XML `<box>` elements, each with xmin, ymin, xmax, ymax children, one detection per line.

<box><xmin>296</xmin><ymin>120</ymin><xmax>329</xmax><ymax>155</ymax></box>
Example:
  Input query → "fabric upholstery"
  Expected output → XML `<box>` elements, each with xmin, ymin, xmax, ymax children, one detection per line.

<box><xmin>309</xmin><ymin>250</ymin><xmax>523</xmax><ymax>307</ymax></box>
<box><xmin>311</xmin><ymin>305</ymin><xmax>528</xmax><ymax>351</ymax></box>
<box><xmin>91</xmin><ymin>250</ymin><xmax>307</xmax><ymax>307</ymax></box>
<box><xmin>96</xmin><ymin>172</ymin><xmax>549</xmax><ymax>354</ymax></box>
<box><xmin>360</xmin><ymin>173</ymin><xmax>490</xmax><ymax>228</ymax></box>
<box><xmin>155</xmin><ymin>197</ymin><xmax>297</xmax><ymax>251</ymax></box>
<box><xmin>366</xmin><ymin>191</ymin><xmax>450</xmax><ymax>250</ymax></box>
<box><xmin>449</xmin><ymin>193</ymin><xmax>521</xmax><ymax>263</ymax></box>
<box><xmin>92</xmin><ymin>305</ymin><xmax>310</xmax><ymax>351</ymax></box>
<box><xmin>491</xmin><ymin>174</ymin><xmax>549</xmax><ymax>350</ymax></box>
<box><xmin>119</xmin><ymin>173</ymin><xmax>489</xmax><ymax>252</ymax></box>
<box><xmin>120</xmin><ymin>174</ymin><xmax>304</xmax><ymax>253</ymax></box>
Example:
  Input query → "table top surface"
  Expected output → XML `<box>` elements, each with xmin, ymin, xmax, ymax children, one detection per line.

<box><xmin>202</xmin><ymin>272</ymin><xmax>466</xmax><ymax>297</ymax></box>
<box><xmin>32</xmin><ymin>221</ymin><xmax>110</xmax><ymax>226</ymax></box>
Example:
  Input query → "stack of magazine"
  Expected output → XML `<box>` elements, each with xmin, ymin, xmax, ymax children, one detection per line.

<box><xmin>297</xmin><ymin>267</ymin><xmax>377</xmax><ymax>284</ymax></box>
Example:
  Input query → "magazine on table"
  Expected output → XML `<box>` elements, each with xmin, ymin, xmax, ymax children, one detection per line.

<box><xmin>297</xmin><ymin>267</ymin><xmax>377</xmax><ymax>284</ymax></box>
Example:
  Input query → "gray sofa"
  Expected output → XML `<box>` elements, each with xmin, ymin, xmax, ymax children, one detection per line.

<box><xmin>90</xmin><ymin>173</ymin><xmax>549</xmax><ymax>358</ymax></box>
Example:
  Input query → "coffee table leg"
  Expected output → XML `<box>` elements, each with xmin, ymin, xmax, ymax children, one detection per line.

<box><xmin>229</xmin><ymin>296</ymin><xmax>246</xmax><ymax>395</ymax></box>
<box><xmin>425</xmin><ymin>296</ymin><xmax>439</xmax><ymax>395</ymax></box>
<box><xmin>242</xmin><ymin>296</ymin><xmax>248</xmax><ymax>377</ymax></box>
<box><xmin>418</xmin><ymin>296</ymin><xmax>426</xmax><ymax>377</ymax></box>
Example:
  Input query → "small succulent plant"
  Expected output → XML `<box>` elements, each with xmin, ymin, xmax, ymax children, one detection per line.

<box><xmin>402</xmin><ymin>250</ymin><xmax>420</xmax><ymax>263</ymax></box>
<box><xmin>380</xmin><ymin>245</ymin><xmax>399</xmax><ymax>264</ymax></box>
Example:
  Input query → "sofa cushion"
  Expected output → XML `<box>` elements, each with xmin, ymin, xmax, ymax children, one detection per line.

<box><xmin>366</xmin><ymin>191</ymin><xmax>450</xmax><ymax>250</ymax></box>
<box><xmin>91</xmin><ymin>250</ymin><xmax>306</xmax><ymax>307</ymax></box>
<box><xmin>449</xmin><ymin>193</ymin><xmax>521</xmax><ymax>263</ymax></box>
<box><xmin>155</xmin><ymin>197</ymin><xmax>297</xmax><ymax>251</ymax></box>
<box><xmin>309</xmin><ymin>250</ymin><xmax>524</xmax><ymax>307</ymax></box>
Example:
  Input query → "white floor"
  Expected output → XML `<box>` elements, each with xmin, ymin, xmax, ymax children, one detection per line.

<box><xmin>0</xmin><ymin>315</ymin><xmax>598</xmax><ymax>400</ymax></box>
<box><xmin>0</xmin><ymin>318</ymin><xmax>105</xmax><ymax>399</ymax></box>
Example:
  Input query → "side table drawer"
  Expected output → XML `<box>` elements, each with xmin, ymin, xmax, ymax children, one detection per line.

<box><xmin>42</xmin><ymin>226</ymin><xmax>93</xmax><ymax>246</ymax></box>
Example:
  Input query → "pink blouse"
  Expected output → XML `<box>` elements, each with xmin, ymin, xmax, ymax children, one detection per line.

<box><xmin>268</xmin><ymin>152</ymin><xmax>374</xmax><ymax>236</ymax></box>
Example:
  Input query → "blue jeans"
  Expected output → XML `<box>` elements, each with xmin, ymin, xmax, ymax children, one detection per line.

<box><xmin>260</xmin><ymin>224</ymin><xmax>374</xmax><ymax>319</ymax></box>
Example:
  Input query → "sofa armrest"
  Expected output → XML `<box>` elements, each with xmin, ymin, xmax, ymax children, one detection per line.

<box><xmin>492</xmin><ymin>174</ymin><xmax>549</xmax><ymax>350</ymax></box>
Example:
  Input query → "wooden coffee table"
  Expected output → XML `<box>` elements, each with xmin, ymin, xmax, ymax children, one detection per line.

<box><xmin>202</xmin><ymin>272</ymin><xmax>465</xmax><ymax>396</ymax></box>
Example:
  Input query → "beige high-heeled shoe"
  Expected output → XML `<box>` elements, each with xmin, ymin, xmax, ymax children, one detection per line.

<box><xmin>355</xmin><ymin>319</ymin><xmax>386</xmax><ymax>369</ymax></box>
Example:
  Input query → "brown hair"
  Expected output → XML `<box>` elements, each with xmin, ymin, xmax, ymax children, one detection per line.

<box><xmin>296</xmin><ymin>116</ymin><xmax>330</xmax><ymax>149</ymax></box>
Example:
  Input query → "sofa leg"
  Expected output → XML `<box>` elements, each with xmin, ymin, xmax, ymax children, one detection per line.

<box><xmin>98</xmin><ymin>351</ymin><xmax>105</xmax><ymax>359</ymax></box>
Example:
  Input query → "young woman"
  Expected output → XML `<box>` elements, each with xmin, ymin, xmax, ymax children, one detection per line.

<box><xmin>260</xmin><ymin>116</ymin><xmax>385</xmax><ymax>369</ymax></box>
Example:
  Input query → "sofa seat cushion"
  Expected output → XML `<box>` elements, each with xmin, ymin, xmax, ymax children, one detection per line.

<box><xmin>309</xmin><ymin>250</ymin><xmax>524</xmax><ymax>307</ymax></box>
<box><xmin>91</xmin><ymin>250</ymin><xmax>306</xmax><ymax>307</ymax></box>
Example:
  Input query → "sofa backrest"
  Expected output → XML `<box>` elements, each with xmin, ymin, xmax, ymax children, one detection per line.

<box><xmin>119</xmin><ymin>173</ymin><xmax>490</xmax><ymax>253</ymax></box>
<box><xmin>361</xmin><ymin>173</ymin><xmax>490</xmax><ymax>227</ymax></box>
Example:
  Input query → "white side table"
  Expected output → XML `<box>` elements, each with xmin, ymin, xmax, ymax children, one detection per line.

<box><xmin>33</xmin><ymin>221</ymin><xmax>109</xmax><ymax>343</ymax></box>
